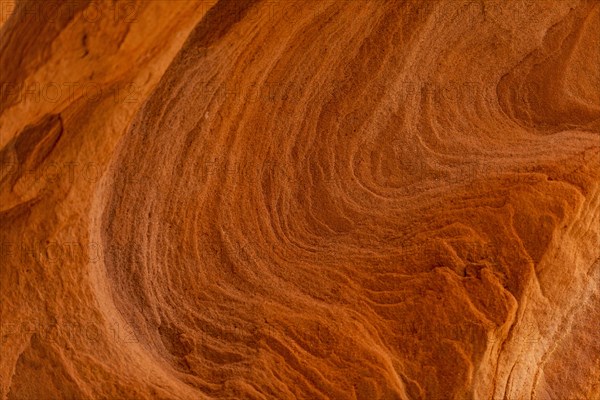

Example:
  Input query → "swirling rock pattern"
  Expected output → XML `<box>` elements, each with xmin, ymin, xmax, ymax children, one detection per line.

<box><xmin>1</xmin><ymin>1</ymin><xmax>599</xmax><ymax>399</ymax></box>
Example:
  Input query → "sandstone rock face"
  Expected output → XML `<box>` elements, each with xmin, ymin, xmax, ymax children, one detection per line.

<box><xmin>1</xmin><ymin>1</ymin><xmax>599</xmax><ymax>399</ymax></box>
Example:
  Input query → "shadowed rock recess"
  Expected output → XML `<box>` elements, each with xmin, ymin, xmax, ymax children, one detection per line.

<box><xmin>1</xmin><ymin>1</ymin><xmax>599</xmax><ymax>399</ymax></box>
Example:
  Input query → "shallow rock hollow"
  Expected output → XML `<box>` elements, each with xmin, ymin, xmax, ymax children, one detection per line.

<box><xmin>1</xmin><ymin>1</ymin><xmax>599</xmax><ymax>399</ymax></box>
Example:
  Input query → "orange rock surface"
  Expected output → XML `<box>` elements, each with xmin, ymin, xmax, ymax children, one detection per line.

<box><xmin>1</xmin><ymin>1</ymin><xmax>599</xmax><ymax>399</ymax></box>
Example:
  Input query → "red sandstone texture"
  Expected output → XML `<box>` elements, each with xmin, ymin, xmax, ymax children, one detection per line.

<box><xmin>1</xmin><ymin>1</ymin><xmax>599</xmax><ymax>399</ymax></box>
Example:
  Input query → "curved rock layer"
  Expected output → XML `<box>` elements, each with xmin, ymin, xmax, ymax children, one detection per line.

<box><xmin>1</xmin><ymin>1</ymin><xmax>599</xmax><ymax>399</ymax></box>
